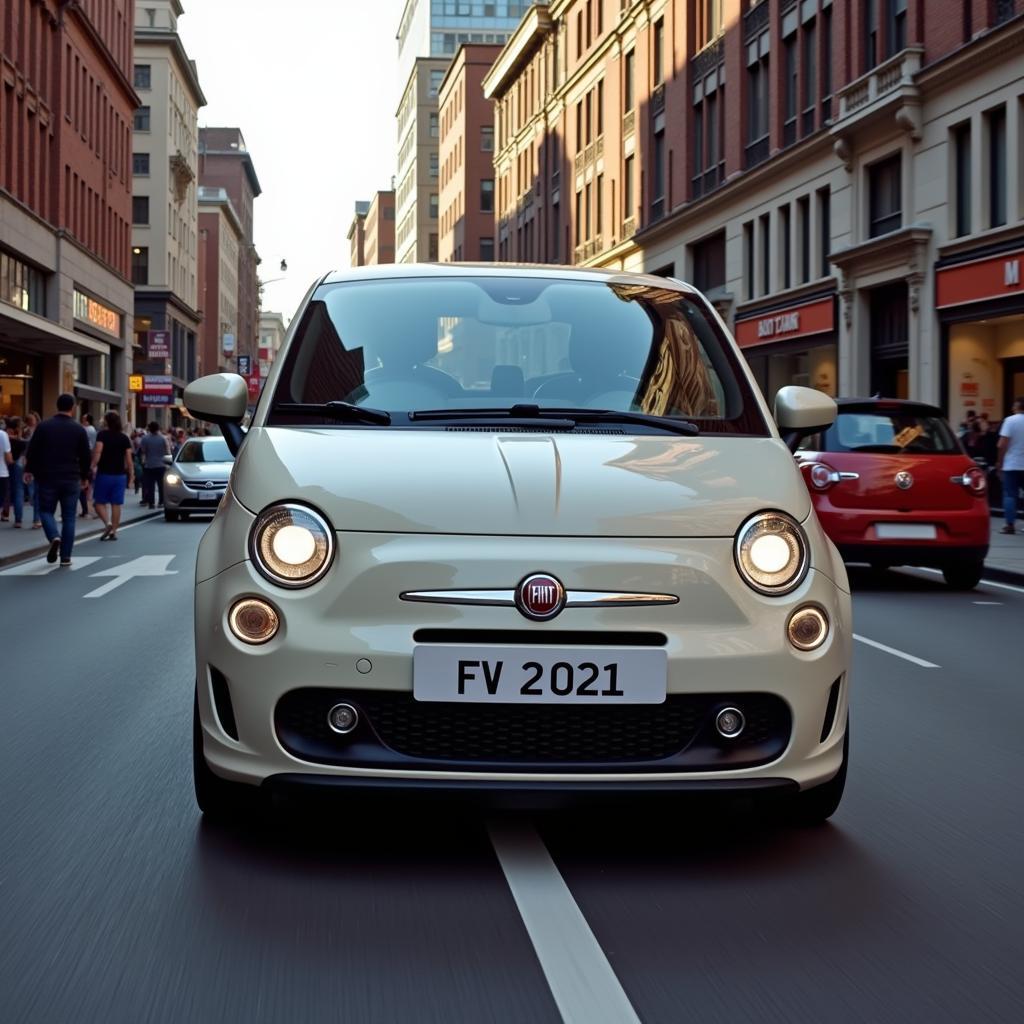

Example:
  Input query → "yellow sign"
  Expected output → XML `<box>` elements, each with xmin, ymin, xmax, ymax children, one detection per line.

<box><xmin>128</xmin><ymin>374</ymin><xmax>144</xmax><ymax>392</ymax></box>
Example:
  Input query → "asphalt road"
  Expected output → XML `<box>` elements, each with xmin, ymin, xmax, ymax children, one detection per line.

<box><xmin>1</xmin><ymin>517</ymin><xmax>1022</xmax><ymax>1023</ymax></box>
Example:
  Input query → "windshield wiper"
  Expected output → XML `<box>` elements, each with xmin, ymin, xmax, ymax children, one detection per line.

<box><xmin>410</xmin><ymin>404</ymin><xmax>699</xmax><ymax>436</ymax></box>
<box><xmin>272</xmin><ymin>401</ymin><xmax>391</xmax><ymax>426</ymax></box>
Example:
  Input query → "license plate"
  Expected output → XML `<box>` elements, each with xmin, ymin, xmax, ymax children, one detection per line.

<box><xmin>197</xmin><ymin>490</ymin><xmax>221</xmax><ymax>501</ymax></box>
<box><xmin>413</xmin><ymin>646</ymin><xmax>667</xmax><ymax>704</ymax></box>
<box><xmin>875</xmin><ymin>523</ymin><xmax>937</xmax><ymax>540</ymax></box>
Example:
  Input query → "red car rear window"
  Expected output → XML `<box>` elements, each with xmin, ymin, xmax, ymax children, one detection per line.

<box><xmin>822</xmin><ymin>409</ymin><xmax>961</xmax><ymax>455</ymax></box>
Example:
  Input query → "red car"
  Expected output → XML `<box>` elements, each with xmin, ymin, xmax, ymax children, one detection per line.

<box><xmin>797</xmin><ymin>398</ymin><xmax>990</xmax><ymax>589</ymax></box>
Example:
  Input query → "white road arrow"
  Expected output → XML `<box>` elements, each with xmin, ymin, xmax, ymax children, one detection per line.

<box><xmin>83</xmin><ymin>554</ymin><xmax>178</xmax><ymax>598</ymax></box>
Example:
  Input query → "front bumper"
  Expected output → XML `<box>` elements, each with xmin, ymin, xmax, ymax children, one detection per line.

<box><xmin>165</xmin><ymin>478</ymin><xmax>226</xmax><ymax>511</ymax></box>
<box><xmin>194</xmin><ymin>499</ymin><xmax>851</xmax><ymax>794</ymax></box>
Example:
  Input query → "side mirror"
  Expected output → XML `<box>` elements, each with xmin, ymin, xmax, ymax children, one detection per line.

<box><xmin>163</xmin><ymin>454</ymin><xmax>173</xmax><ymax>466</ymax></box>
<box><xmin>774</xmin><ymin>386</ymin><xmax>837</xmax><ymax>452</ymax></box>
<box><xmin>183</xmin><ymin>373</ymin><xmax>248</xmax><ymax>454</ymax></box>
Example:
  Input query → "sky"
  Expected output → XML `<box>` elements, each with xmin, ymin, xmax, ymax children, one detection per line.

<box><xmin>177</xmin><ymin>0</ymin><xmax>406</xmax><ymax>323</ymax></box>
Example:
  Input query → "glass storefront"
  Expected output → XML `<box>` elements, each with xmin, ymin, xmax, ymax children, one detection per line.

<box><xmin>947</xmin><ymin>314</ymin><xmax>1024</xmax><ymax>428</ymax></box>
<box><xmin>0</xmin><ymin>347</ymin><xmax>43</xmax><ymax>419</ymax></box>
<box><xmin>745</xmin><ymin>341</ymin><xmax>838</xmax><ymax>405</ymax></box>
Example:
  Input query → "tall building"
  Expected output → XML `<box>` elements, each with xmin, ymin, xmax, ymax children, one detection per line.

<box><xmin>394</xmin><ymin>2</ymin><xmax>535</xmax><ymax>264</ymax></box>
<box><xmin>198</xmin><ymin>127</ymin><xmax>261</xmax><ymax>367</ymax></box>
<box><xmin>258</xmin><ymin>310</ymin><xmax>287</xmax><ymax>382</ymax></box>
<box><xmin>347</xmin><ymin>201</ymin><xmax>370</xmax><ymax>267</ymax></box>
<box><xmin>1</xmin><ymin>0</ymin><xmax>137</xmax><ymax>420</ymax></box>
<box><xmin>131</xmin><ymin>0</ymin><xmax>206</xmax><ymax>425</ymax></box>
<box><xmin>196</xmin><ymin>186</ymin><xmax>242</xmax><ymax>378</ymax></box>
<box><xmin>485</xmin><ymin>0</ymin><xmax>1024</xmax><ymax>416</ymax></box>
<box><xmin>364</xmin><ymin>191</ymin><xmax>397</xmax><ymax>265</ymax></box>
<box><xmin>439</xmin><ymin>44</ymin><xmax>501</xmax><ymax>262</ymax></box>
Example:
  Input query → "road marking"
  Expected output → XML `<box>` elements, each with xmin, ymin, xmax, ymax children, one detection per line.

<box><xmin>76</xmin><ymin>514</ymin><xmax>161</xmax><ymax>544</ymax></box>
<box><xmin>83</xmin><ymin>554</ymin><xmax>178</xmax><ymax>598</ymax></box>
<box><xmin>489</xmin><ymin>821</ymin><xmax>641</xmax><ymax>1024</ymax></box>
<box><xmin>853</xmin><ymin>633</ymin><xmax>939</xmax><ymax>669</ymax></box>
<box><xmin>0</xmin><ymin>555</ymin><xmax>102</xmax><ymax>577</ymax></box>
<box><xmin>909</xmin><ymin>567</ymin><xmax>1024</xmax><ymax>595</ymax></box>
<box><xmin>973</xmin><ymin>600</ymin><xmax>1003</xmax><ymax>606</ymax></box>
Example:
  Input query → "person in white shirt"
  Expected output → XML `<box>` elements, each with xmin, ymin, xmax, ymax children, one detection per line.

<box><xmin>79</xmin><ymin>413</ymin><xmax>96</xmax><ymax>517</ymax></box>
<box><xmin>997</xmin><ymin>398</ymin><xmax>1024</xmax><ymax>534</ymax></box>
<box><xmin>0</xmin><ymin>423</ymin><xmax>11</xmax><ymax>516</ymax></box>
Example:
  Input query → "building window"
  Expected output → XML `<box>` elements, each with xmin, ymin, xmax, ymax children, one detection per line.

<box><xmin>132</xmin><ymin>196</ymin><xmax>149</xmax><ymax>225</ymax></box>
<box><xmin>868</xmin><ymin>153</ymin><xmax>902</xmax><ymax>237</ymax></box>
<box><xmin>953</xmin><ymin>122</ymin><xmax>971</xmax><ymax>237</ymax></box>
<box><xmin>480</xmin><ymin>237</ymin><xmax>494</xmax><ymax>262</ymax></box>
<box><xmin>429</xmin><ymin>234</ymin><xmax>438</xmax><ymax>261</ymax></box>
<box><xmin>429</xmin><ymin>194</ymin><xmax>438</xmax><ymax>219</ymax></box>
<box><xmin>429</xmin><ymin>112</ymin><xmax>438</xmax><ymax>138</ymax></box>
<box><xmin>623</xmin><ymin>155</ymin><xmax>635</xmax><ymax>228</ymax></box>
<box><xmin>797</xmin><ymin>195</ymin><xmax>811</xmax><ymax>284</ymax></box>
<box><xmin>780</xmin><ymin>204</ymin><xmax>792</xmax><ymax>290</ymax></box>
<box><xmin>697</xmin><ymin>0</ymin><xmax>723</xmax><ymax>50</ymax></box>
<box><xmin>428</xmin><ymin>69</ymin><xmax>444</xmax><ymax>99</ymax></box>
<box><xmin>864</xmin><ymin>0</ymin><xmax>878</xmax><ymax>71</ymax></box>
<box><xmin>693</xmin><ymin>75</ymin><xmax>725</xmax><ymax>199</ymax></box>
<box><xmin>134</xmin><ymin>106</ymin><xmax>151</xmax><ymax>132</ymax></box>
<box><xmin>624</xmin><ymin>49</ymin><xmax>635</xmax><ymax>111</ymax></box>
<box><xmin>886</xmin><ymin>0</ymin><xmax>907</xmax><ymax>58</ymax></box>
<box><xmin>783</xmin><ymin>30</ymin><xmax>798</xmax><ymax>146</ymax></box>
<box><xmin>595</xmin><ymin>174</ymin><xmax>603</xmax><ymax>236</ymax></box>
<box><xmin>132</xmin><ymin>153</ymin><xmax>150</xmax><ymax>176</ymax></box>
<box><xmin>481</xmin><ymin>178</ymin><xmax>494</xmax><ymax>212</ymax></box>
<box><xmin>746</xmin><ymin>32</ymin><xmax>770</xmax><ymax>168</ymax></box>
<box><xmin>743</xmin><ymin>220</ymin><xmax>754</xmax><ymax>300</ymax></box>
<box><xmin>576</xmin><ymin>11</ymin><xmax>583</xmax><ymax>59</ymax></box>
<box><xmin>759</xmin><ymin>212</ymin><xmax>770</xmax><ymax>296</ymax></box>
<box><xmin>0</xmin><ymin>249</ymin><xmax>46</xmax><ymax>314</ymax></box>
<box><xmin>821</xmin><ymin>5</ymin><xmax>833</xmax><ymax>121</ymax></box>
<box><xmin>429</xmin><ymin>151</ymin><xmax>438</xmax><ymax>181</ymax></box>
<box><xmin>653</xmin><ymin>18</ymin><xmax>665</xmax><ymax>86</ymax></box>
<box><xmin>133</xmin><ymin>65</ymin><xmax>151</xmax><ymax>90</ymax></box>
<box><xmin>481</xmin><ymin>126</ymin><xmax>494</xmax><ymax>152</ymax></box>
<box><xmin>801</xmin><ymin>17</ymin><xmax>816</xmax><ymax>137</ymax></box>
<box><xmin>818</xmin><ymin>186</ymin><xmax>831</xmax><ymax>278</ymax></box>
<box><xmin>987</xmin><ymin>105</ymin><xmax>1007</xmax><ymax>229</ymax></box>
<box><xmin>651</xmin><ymin>129</ymin><xmax>665</xmax><ymax>220</ymax></box>
<box><xmin>864</xmin><ymin>0</ymin><xmax>907</xmax><ymax>72</ymax></box>
<box><xmin>691</xmin><ymin>231</ymin><xmax>725</xmax><ymax>293</ymax></box>
<box><xmin>131</xmin><ymin>246</ymin><xmax>149</xmax><ymax>285</ymax></box>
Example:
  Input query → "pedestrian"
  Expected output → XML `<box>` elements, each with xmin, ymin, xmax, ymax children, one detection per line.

<box><xmin>79</xmin><ymin>413</ymin><xmax>97</xmax><ymax>517</ymax></box>
<box><xmin>139</xmin><ymin>421</ymin><xmax>170</xmax><ymax>508</ymax></box>
<box><xmin>22</xmin><ymin>413</ymin><xmax>42</xmax><ymax>528</ymax></box>
<box><xmin>91</xmin><ymin>411</ymin><xmax>134</xmax><ymax>541</ymax></box>
<box><xmin>4</xmin><ymin>417</ymin><xmax>27</xmax><ymax>527</ymax></box>
<box><xmin>0</xmin><ymin>416</ymin><xmax>11</xmax><ymax>518</ymax></box>
<box><xmin>997</xmin><ymin>398</ymin><xmax>1024</xmax><ymax>535</ymax></box>
<box><xmin>24</xmin><ymin>394</ymin><xmax>91</xmax><ymax>567</ymax></box>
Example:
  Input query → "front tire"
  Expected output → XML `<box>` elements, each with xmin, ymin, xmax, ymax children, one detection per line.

<box><xmin>164</xmin><ymin>509</ymin><xmax>179</xmax><ymax>522</ymax></box>
<box><xmin>790</xmin><ymin>723</ymin><xmax>848</xmax><ymax>825</ymax></box>
<box><xmin>193</xmin><ymin>690</ymin><xmax>258</xmax><ymax>820</ymax></box>
<box><xmin>942</xmin><ymin>559</ymin><xmax>984</xmax><ymax>590</ymax></box>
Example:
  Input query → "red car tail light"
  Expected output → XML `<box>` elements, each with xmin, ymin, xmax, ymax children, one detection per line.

<box><xmin>958</xmin><ymin>466</ymin><xmax>987</xmax><ymax>495</ymax></box>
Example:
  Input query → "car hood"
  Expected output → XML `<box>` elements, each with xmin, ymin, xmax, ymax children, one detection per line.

<box><xmin>231</xmin><ymin>427</ymin><xmax>809</xmax><ymax>538</ymax></box>
<box><xmin>173</xmin><ymin>461</ymin><xmax>232</xmax><ymax>479</ymax></box>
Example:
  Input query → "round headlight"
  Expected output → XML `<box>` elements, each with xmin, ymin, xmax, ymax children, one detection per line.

<box><xmin>735</xmin><ymin>511</ymin><xmax>809</xmax><ymax>595</ymax></box>
<box><xmin>165</xmin><ymin>473</ymin><xmax>180</xmax><ymax>486</ymax></box>
<box><xmin>250</xmin><ymin>503</ymin><xmax>334</xmax><ymax>588</ymax></box>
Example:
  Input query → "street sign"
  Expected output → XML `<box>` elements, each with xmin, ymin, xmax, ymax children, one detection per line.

<box><xmin>148</xmin><ymin>330</ymin><xmax>171</xmax><ymax>360</ymax></box>
<box><xmin>222</xmin><ymin>333</ymin><xmax>236</xmax><ymax>354</ymax></box>
<box><xmin>128</xmin><ymin>374</ymin><xmax>144</xmax><ymax>392</ymax></box>
<box><xmin>141</xmin><ymin>393</ymin><xmax>174</xmax><ymax>406</ymax></box>
<box><xmin>246</xmin><ymin>373</ymin><xmax>261</xmax><ymax>399</ymax></box>
<box><xmin>237</xmin><ymin>354</ymin><xmax>252</xmax><ymax>375</ymax></box>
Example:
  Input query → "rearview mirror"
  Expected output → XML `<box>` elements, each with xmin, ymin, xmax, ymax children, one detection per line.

<box><xmin>183</xmin><ymin>373</ymin><xmax>248</xmax><ymax>454</ymax></box>
<box><xmin>774</xmin><ymin>386</ymin><xmax>837</xmax><ymax>452</ymax></box>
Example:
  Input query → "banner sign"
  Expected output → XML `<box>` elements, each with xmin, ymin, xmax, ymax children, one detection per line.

<box><xmin>148</xmin><ymin>330</ymin><xmax>171</xmax><ymax>360</ymax></box>
<box><xmin>237</xmin><ymin>354</ymin><xmax>252</xmax><ymax>375</ymax></box>
<box><xmin>734</xmin><ymin>296</ymin><xmax>835</xmax><ymax>349</ymax></box>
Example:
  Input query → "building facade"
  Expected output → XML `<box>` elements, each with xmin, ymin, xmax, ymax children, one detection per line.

<box><xmin>131</xmin><ymin>0</ymin><xmax>205</xmax><ymax>424</ymax></box>
<box><xmin>485</xmin><ymin>0</ymin><xmax>1024</xmax><ymax>416</ymax></box>
<box><xmin>364</xmin><ymin>190</ymin><xmax>397</xmax><ymax>265</ymax></box>
<box><xmin>1</xmin><ymin>0</ymin><xmax>138</xmax><ymax>420</ymax></box>
<box><xmin>258</xmin><ymin>310</ymin><xmax>287</xmax><ymax>383</ymax></box>
<box><xmin>196</xmin><ymin>186</ymin><xmax>242</xmax><ymax>379</ymax></box>
<box><xmin>347</xmin><ymin>201</ymin><xmax>369</xmax><ymax>266</ymax></box>
<box><xmin>439</xmin><ymin>44</ymin><xmax>501</xmax><ymax>262</ymax></box>
<box><xmin>198</xmin><ymin>127</ymin><xmax>261</xmax><ymax>366</ymax></box>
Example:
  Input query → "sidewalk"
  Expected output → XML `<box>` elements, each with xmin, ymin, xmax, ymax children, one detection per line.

<box><xmin>0</xmin><ymin>496</ymin><xmax>161</xmax><ymax>567</ymax></box>
<box><xmin>984</xmin><ymin>517</ymin><xmax>1024</xmax><ymax>582</ymax></box>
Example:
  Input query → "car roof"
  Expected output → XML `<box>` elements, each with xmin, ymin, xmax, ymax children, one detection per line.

<box><xmin>319</xmin><ymin>262</ymin><xmax>702</xmax><ymax>295</ymax></box>
<box><xmin>835</xmin><ymin>397</ymin><xmax>945</xmax><ymax>417</ymax></box>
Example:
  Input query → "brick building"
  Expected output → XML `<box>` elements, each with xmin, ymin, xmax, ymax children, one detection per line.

<box><xmin>363</xmin><ymin>190</ymin><xmax>396</xmax><ymax>265</ymax></box>
<box><xmin>347</xmin><ymin>200</ymin><xmax>369</xmax><ymax>267</ymax></box>
<box><xmin>439</xmin><ymin>44</ymin><xmax>501</xmax><ymax>262</ymax></box>
<box><xmin>196</xmin><ymin>186</ymin><xmax>242</xmax><ymax>378</ymax></box>
<box><xmin>1</xmin><ymin>0</ymin><xmax>138</xmax><ymax>420</ymax></box>
<box><xmin>484</xmin><ymin>0</ymin><xmax>1024</xmax><ymax>415</ymax></box>
<box><xmin>198</xmin><ymin>127</ymin><xmax>261</xmax><ymax>368</ymax></box>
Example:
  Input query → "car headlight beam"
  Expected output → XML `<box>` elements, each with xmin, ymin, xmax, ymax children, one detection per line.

<box><xmin>165</xmin><ymin>473</ymin><xmax>180</xmax><ymax>486</ymax></box>
<box><xmin>250</xmin><ymin>503</ymin><xmax>334</xmax><ymax>588</ymax></box>
<box><xmin>735</xmin><ymin>511</ymin><xmax>809</xmax><ymax>596</ymax></box>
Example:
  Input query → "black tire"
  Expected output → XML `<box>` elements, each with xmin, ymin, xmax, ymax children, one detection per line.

<box><xmin>942</xmin><ymin>560</ymin><xmax>984</xmax><ymax>590</ymax></box>
<box><xmin>179</xmin><ymin>512</ymin><xmax>190</xmax><ymax>521</ymax></box>
<box><xmin>164</xmin><ymin>509</ymin><xmax>179</xmax><ymax>522</ymax></box>
<box><xmin>789</xmin><ymin>722</ymin><xmax>848</xmax><ymax>826</ymax></box>
<box><xmin>193</xmin><ymin>690</ymin><xmax>259</xmax><ymax>821</ymax></box>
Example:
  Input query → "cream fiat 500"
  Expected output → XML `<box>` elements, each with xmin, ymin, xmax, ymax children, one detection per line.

<box><xmin>185</xmin><ymin>266</ymin><xmax>851</xmax><ymax>823</ymax></box>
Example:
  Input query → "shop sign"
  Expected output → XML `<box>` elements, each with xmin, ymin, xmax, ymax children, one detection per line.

<box><xmin>141</xmin><ymin>392</ymin><xmax>174</xmax><ymax>406</ymax></box>
<box><xmin>148</xmin><ymin>330</ymin><xmax>171</xmax><ymax>360</ymax></box>
<box><xmin>222</xmin><ymin>333</ymin><xmax>236</xmax><ymax>354</ymax></box>
<box><xmin>128</xmin><ymin>374</ymin><xmax>144</xmax><ymax>392</ymax></box>
<box><xmin>237</xmin><ymin>354</ymin><xmax>252</xmax><ymax>375</ymax></box>
<box><xmin>143</xmin><ymin>375</ymin><xmax>173</xmax><ymax>394</ymax></box>
<box><xmin>73</xmin><ymin>290</ymin><xmax>121</xmax><ymax>337</ymax></box>
<box><xmin>734</xmin><ymin>296</ymin><xmax>835</xmax><ymax>349</ymax></box>
<box><xmin>936</xmin><ymin>247</ymin><xmax>1024</xmax><ymax>308</ymax></box>
<box><xmin>246</xmin><ymin>373</ymin><xmax>261</xmax><ymax>399</ymax></box>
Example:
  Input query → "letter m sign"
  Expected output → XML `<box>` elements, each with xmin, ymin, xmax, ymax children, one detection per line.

<box><xmin>1006</xmin><ymin>259</ymin><xmax>1021</xmax><ymax>287</ymax></box>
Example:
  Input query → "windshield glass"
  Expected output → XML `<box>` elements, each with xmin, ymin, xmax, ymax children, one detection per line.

<box><xmin>268</xmin><ymin>276</ymin><xmax>767</xmax><ymax>434</ymax></box>
<box><xmin>177</xmin><ymin>438</ymin><xmax>232</xmax><ymax>463</ymax></box>
<box><xmin>824</xmin><ymin>409</ymin><xmax>961</xmax><ymax>454</ymax></box>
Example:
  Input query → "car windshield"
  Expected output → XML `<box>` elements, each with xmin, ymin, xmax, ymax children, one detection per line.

<box><xmin>177</xmin><ymin>438</ymin><xmax>232</xmax><ymax>463</ymax></box>
<box><xmin>267</xmin><ymin>276</ymin><xmax>768</xmax><ymax>435</ymax></box>
<box><xmin>822</xmin><ymin>408</ymin><xmax>962</xmax><ymax>454</ymax></box>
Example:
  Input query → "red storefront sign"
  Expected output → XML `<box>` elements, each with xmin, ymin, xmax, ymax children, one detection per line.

<box><xmin>734</xmin><ymin>296</ymin><xmax>835</xmax><ymax>349</ymax></box>
<box><xmin>935</xmin><ymin>247</ymin><xmax>1024</xmax><ymax>308</ymax></box>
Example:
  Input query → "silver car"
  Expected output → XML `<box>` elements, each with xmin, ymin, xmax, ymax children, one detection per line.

<box><xmin>163</xmin><ymin>436</ymin><xmax>234</xmax><ymax>521</ymax></box>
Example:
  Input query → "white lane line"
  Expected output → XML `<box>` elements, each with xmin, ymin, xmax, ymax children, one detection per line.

<box><xmin>973</xmin><ymin>601</ymin><xmax>1003</xmax><ymax>606</ymax></box>
<box><xmin>909</xmin><ymin>567</ymin><xmax>1024</xmax><ymax>595</ymax></box>
<box><xmin>0</xmin><ymin>555</ymin><xmax>102</xmax><ymax>577</ymax></box>
<box><xmin>853</xmin><ymin>633</ymin><xmax>939</xmax><ymax>669</ymax></box>
<box><xmin>489</xmin><ymin>821</ymin><xmax>641</xmax><ymax>1024</ymax></box>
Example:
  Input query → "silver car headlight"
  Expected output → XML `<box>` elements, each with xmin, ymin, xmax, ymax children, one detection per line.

<box><xmin>165</xmin><ymin>473</ymin><xmax>181</xmax><ymax>486</ymax></box>
<box><xmin>734</xmin><ymin>511</ymin><xmax>809</xmax><ymax>596</ymax></box>
<box><xmin>249</xmin><ymin>503</ymin><xmax>335</xmax><ymax>588</ymax></box>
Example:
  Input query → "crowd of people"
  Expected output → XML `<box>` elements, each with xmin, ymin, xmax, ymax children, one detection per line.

<box><xmin>0</xmin><ymin>397</ymin><xmax>214</xmax><ymax>565</ymax></box>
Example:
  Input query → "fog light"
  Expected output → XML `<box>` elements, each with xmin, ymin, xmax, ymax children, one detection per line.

<box><xmin>787</xmin><ymin>605</ymin><xmax>829</xmax><ymax>651</ymax></box>
<box><xmin>327</xmin><ymin>703</ymin><xmax>359</xmax><ymax>734</ymax></box>
<box><xmin>228</xmin><ymin>598</ymin><xmax>280</xmax><ymax>644</ymax></box>
<box><xmin>716</xmin><ymin>707</ymin><xmax>745</xmax><ymax>739</ymax></box>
